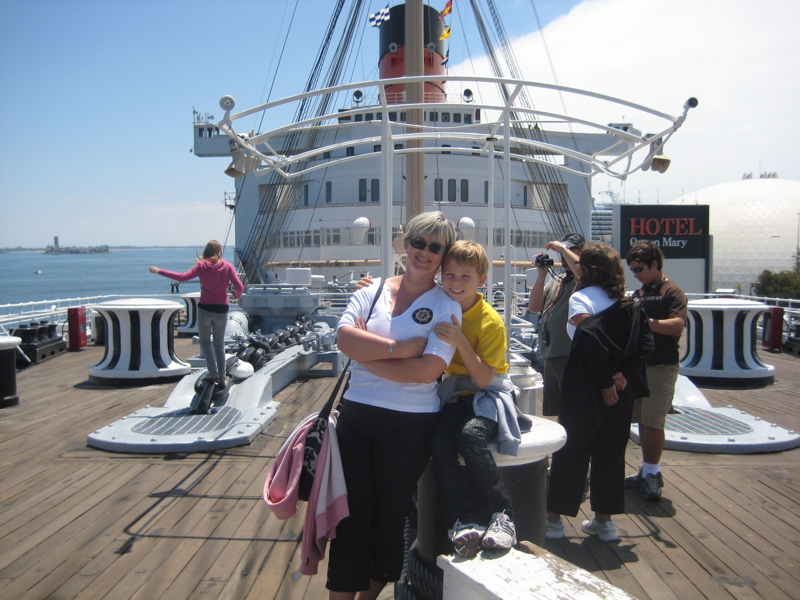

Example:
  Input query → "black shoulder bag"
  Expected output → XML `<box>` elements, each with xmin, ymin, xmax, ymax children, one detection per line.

<box><xmin>298</xmin><ymin>282</ymin><xmax>384</xmax><ymax>501</ymax></box>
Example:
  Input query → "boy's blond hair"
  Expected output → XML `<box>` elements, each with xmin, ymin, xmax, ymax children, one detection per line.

<box><xmin>444</xmin><ymin>240</ymin><xmax>489</xmax><ymax>277</ymax></box>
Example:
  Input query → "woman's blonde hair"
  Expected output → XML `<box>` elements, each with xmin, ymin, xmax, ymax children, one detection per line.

<box><xmin>404</xmin><ymin>211</ymin><xmax>457</xmax><ymax>252</ymax></box>
<box><xmin>198</xmin><ymin>240</ymin><xmax>223</xmax><ymax>264</ymax></box>
<box><xmin>576</xmin><ymin>242</ymin><xmax>626</xmax><ymax>300</ymax></box>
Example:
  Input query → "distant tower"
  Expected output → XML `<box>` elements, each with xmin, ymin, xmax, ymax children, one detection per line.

<box><xmin>54</xmin><ymin>236</ymin><xmax>59</xmax><ymax>248</ymax></box>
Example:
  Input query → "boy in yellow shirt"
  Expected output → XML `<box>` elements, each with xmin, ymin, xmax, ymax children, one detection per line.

<box><xmin>432</xmin><ymin>241</ymin><xmax>530</xmax><ymax>557</ymax></box>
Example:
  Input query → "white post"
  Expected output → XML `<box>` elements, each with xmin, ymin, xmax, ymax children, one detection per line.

<box><xmin>486</xmin><ymin>139</ymin><xmax>496</xmax><ymax>301</ymax></box>
<box><xmin>381</xmin><ymin>96</ymin><xmax>393</xmax><ymax>279</ymax></box>
<box><xmin>503</xmin><ymin>109</ymin><xmax>512</xmax><ymax>338</ymax></box>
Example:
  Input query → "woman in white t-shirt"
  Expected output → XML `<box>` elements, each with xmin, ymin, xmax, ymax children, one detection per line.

<box><xmin>546</xmin><ymin>242</ymin><xmax>653</xmax><ymax>544</ymax></box>
<box><xmin>327</xmin><ymin>212</ymin><xmax>461</xmax><ymax>600</ymax></box>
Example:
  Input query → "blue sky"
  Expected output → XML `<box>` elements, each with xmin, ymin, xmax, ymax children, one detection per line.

<box><xmin>1</xmin><ymin>0</ymin><xmax>798</xmax><ymax>248</ymax></box>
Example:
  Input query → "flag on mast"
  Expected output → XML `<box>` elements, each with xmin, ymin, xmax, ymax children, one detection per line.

<box><xmin>369</xmin><ymin>5</ymin><xmax>390</xmax><ymax>27</ymax></box>
<box><xmin>439</xmin><ymin>26</ymin><xmax>451</xmax><ymax>40</ymax></box>
<box><xmin>441</xmin><ymin>49</ymin><xmax>450</xmax><ymax>66</ymax></box>
<box><xmin>440</xmin><ymin>0</ymin><xmax>453</xmax><ymax>18</ymax></box>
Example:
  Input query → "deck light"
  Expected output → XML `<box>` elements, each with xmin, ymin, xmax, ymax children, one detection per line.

<box><xmin>224</xmin><ymin>143</ymin><xmax>261</xmax><ymax>178</ymax></box>
<box><xmin>642</xmin><ymin>135</ymin><xmax>670</xmax><ymax>174</ymax></box>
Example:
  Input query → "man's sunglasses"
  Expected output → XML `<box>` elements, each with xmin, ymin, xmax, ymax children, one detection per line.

<box><xmin>630</xmin><ymin>265</ymin><xmax>647</xmax><ymax>274</ymax></box>
<box><xmin>408</xmin><ymin>237</ymin><xmax>447</xmax><ymax>255</ymax></box>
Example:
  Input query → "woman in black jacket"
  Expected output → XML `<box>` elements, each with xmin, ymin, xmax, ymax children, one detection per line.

<box><xmin>545</xmin><ymin>242</ymin><xmax>654</xmax><ymax>542</ymax></box>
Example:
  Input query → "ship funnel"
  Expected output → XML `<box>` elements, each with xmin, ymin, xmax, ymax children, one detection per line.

<box><xmin>377</xmin><ymin>4</ymin><xmax>447</xmax><ymax>103</ymax></box>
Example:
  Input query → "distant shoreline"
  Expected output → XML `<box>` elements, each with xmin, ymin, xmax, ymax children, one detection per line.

<box><xmin>1</xmin><ymin>246</ymin><xmax>199</xmax><ymax>254</ymax></box>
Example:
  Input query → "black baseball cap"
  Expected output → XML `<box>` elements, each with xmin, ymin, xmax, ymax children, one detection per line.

<box><xmin>560</xmin><ymin>232</ymin><xmax>585</xmax><ymax>249</ymax></box>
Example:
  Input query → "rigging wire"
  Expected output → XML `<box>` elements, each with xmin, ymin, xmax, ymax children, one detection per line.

<box><xmin>233</xmin><ymin>0</ymin><xmax>600</xmax><ymax>281</ymax></box>
<box><xmin>238</xmin><ymin>0</ymin><xmax>370</xmax><ymax>282</ymax></box>
<box><xmin>527</xmin><ymin>0</ymin><xmax>593</xmax><ymax>204</ymax></box>
<box><xmin>255</xmin><ymin>0</ymin><xmax>301</xmax><ymax>134</ymax></box>
<box><xmin>294</xmin><ymin>0</ymin><xmax>380</xmax><ymax>263</ymax></box>
<box><xmin>471</xmin><ymin>0</ymin><xmax>584</xmax><ymax>244</ymax></box>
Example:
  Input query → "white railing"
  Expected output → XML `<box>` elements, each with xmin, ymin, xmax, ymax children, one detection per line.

<box><xmin>217</xmin><ymin>74</ymin><xmax>697</xmax><ymax>182</ymax></box>
<box><xmin>0</xmin><ymin>294</ymin><xmax>188</xmax><ymax>335</ymax></box>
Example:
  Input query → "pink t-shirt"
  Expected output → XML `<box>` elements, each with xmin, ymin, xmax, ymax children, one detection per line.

<box><xmin>158</xmin><ymin>259</ymin><xmax>244</xmax><ymax>305</ymax></box>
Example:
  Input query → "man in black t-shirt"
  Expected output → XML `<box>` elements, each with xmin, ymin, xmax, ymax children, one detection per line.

<box><xmin>625</xmin><ymin>242</ymin><xmax>687</xmax><ymax>501</ymax></box>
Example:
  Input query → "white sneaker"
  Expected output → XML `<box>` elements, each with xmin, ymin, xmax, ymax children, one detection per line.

<box><xmin>581</xmin><ymin>518</ymin><xmax>618</xmax><ymax>542</ymax></box>
<box><xmin>449</xmin><ymin>520</ymin><xmax>486</xmax><ymax>558</ymax></box>
<box><xmin>545</xmin><ymin>517</ymin><xmax>565</xmax><ymax>539</ymax></box>
<box><xmin>482</xmin><ymin>512</ymin><xmax>516</xmax><ymax>550</ymax></box>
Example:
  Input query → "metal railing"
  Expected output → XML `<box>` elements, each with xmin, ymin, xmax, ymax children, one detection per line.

<box><xmin>0</xmin><ymin>294</ymin><xmax>190</xmax><ymax>336</ymax></box>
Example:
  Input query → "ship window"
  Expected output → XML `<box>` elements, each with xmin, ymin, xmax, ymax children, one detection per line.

<box><xmin>197</xmin><ymin>128</ymin><xmax>203</xmax><ymax>138</ymax></box>
<box><xmin>374</xmin><ymin>145</ymin><xmax>381</xmax><ymax>152</ymax></box>
<box><xmin>453</xmin><ymin>113</ymin><xmax>461</xmax><ymax>123</ymax></box>
<box><xmin>355</xmin><ymin>114</ymin><xmax>363</xmax><ymax>122</ymax></box>
<box><xmin>448</xmin><ymin>179</ymin><xmax>456</xmax><ymax>202</ymax></box>
<box><xmin>365</xmin><ymin>113</ymin><xmax>374</xmax><ymax>121</ymax></box>
<box><xmin>460</xmin><ymin>179</ymin><xmax>469</xmax><ymax>202</ymax></box>
<box><xmin>484</xmin><ymin>181</ymin><xmax>489</xmax><ymax>204</ymax></box>
<box><xmin>376</xmin><ymin>112</ymin><xmax>382</xmax><ymax>120</ymax></box>
<box><xmin>400</xmin><ymin>112</ymin><xmax>406</xmax><ymax>121</ymax></box>
<box><xmin>464</xmin><ymin>114</ymin><xmax>472</xmax><ymax>124</ymax></box>
<box><xmin>325</xmin><ymin>181</ymin><xmax>332</xmax><ymax>204</ymax></box>
<box><xmin>442</xmin><ymin>144</ymin><xmax>451</xmax><ymax>155</ymax></box>
<box><xmin>326</xmin><ymin>228</ymin><xmax>341</xmax><ymax>245</ymax></box>
<box><xmin>323</xmin><ymin>151</ymin><xmax>331</xmax><ymax>159</ymax></box>
<box><xmin>371</xmin><ymin>179</ymin><xmax>380</xmax><ymax>202</ymax></box>
<box><xmin>442</xmin><ymin>112</ymin><xmax>450</xmax><ymax>122</ymax></box>
<box><xmin>346</xmin><ymin>147</ymin><xmax>355</xmax><ymax>156</ymax></box>
<box><xmin>303</xmin><ymin>184</ymin><xmax>309</xmax><ymax>206</ymax></box>
<box><xmin>394</xmin><ymin>143</ymin><xmax>403</xmax><ymax>150</ymax></box>
<box><xmin>313</xmin><ymin>230</ymin><xmax>321</xmax><ymax>246</ymax></box>
<box><xmin>523</xmin><ymin>185</ymin><xmax>528</xmax><ymax>207</ymax></box>
<box><xmin>434</xmin><ymin>178</ymin><xmax>444</xmax><ymax>202</ymax></box>
<box><xmin>389</xmin><ymin>111</ymin><xmax>397</xmax><ymax>121</ymax></box>
<box><xmin>429</xmin><ymin>111</ymin><xmax>438</xmax><ymax>122</ymax></box>
<box><xmin>359</xmin><ymin>179</ymin><xmax>367</xmax><ymax>202</ymax></box>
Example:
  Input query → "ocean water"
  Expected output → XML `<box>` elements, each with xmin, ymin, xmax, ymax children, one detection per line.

<box><xmin>0</xmin><ymin>247</ymin><xmax>207</xmax><ymax>305</ymax></box>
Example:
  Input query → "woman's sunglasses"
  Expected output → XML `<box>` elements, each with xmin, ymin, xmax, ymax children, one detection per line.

<box><xmin>630</xmin><ymin>265</ymin><xmax>647</xmax><ymax>274</ymax></box>
<box><xmin>408</xmin><ymin>237</ymin><xmax>447</xmax><ymax>255</ymax></box>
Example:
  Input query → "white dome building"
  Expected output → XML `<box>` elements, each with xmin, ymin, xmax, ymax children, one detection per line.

<box><xmin>669</xmin><ymin>178</ymin><xmax>800</xmax><ymax>293</ymax></box>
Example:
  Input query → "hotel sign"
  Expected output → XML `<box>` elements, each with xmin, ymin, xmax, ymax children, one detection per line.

<box><xmin>619</xmin><ymin>205</ymin><xmax>709</xmax><ymax>259</ymax></box>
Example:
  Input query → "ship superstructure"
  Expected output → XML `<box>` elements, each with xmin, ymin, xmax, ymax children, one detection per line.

<box><xmin>194</xmin><ymin>1</ymin><xmax>694</xmax><ymax>287</ymax></box>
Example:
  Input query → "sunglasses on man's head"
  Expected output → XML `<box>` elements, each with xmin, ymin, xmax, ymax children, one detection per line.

<box><xmin>630</xmin><ymin>265</ymin><xmax>647</xmax><ymax>274</ymax></box>
<box><xmin>408</xmin><ymin>237</ymin><xmax>447</xmax><ymax>255</ymax></box>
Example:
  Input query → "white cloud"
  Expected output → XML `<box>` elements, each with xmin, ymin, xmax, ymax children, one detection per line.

<box><xmin>455</xmin><ymin>0</ymin><xmax>800</xmax><ymax>203</ymax></box>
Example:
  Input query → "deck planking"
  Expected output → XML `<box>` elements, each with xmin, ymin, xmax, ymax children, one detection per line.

<box><xmin>0</xmin><ymin>337</ymin><xmax>798</xmax><ymax>599</ymax></box>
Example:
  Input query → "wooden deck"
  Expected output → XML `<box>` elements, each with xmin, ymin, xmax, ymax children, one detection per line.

<box><xmin>0</xmin><ymin>337</ymin><xmax>798</xmax><ymax>600</ymax></box>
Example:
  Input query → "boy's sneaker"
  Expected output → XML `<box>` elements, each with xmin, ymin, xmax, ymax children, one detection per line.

<box><xmin>545</xmin><ymin>517</ymin><xmax>565</xmax><ymax>539</ymax></box>
<box><xmin>482</xmin><ymin>512</ymin><xmax>517</xmax><ymax>550</ymax></box>
<box><xmin>449</xmin><ymin>520</ymin><xmax>486</xmax><ymax>558</ymax></box>
<box><xmin>581</xmin><ymin>518</ymin><xmax>618</xmax><ymax>542</ymax></box>
<box><xmin>641</xmin><ymin>473</ymin><xmax>663</xmax><ymax>501</ymax></box>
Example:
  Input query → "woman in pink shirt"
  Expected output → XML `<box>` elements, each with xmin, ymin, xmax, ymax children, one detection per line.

<box><xmin>150</xmin><ymin>240</ymin><xmax>244</xmax><ymax>388</ymax></box>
